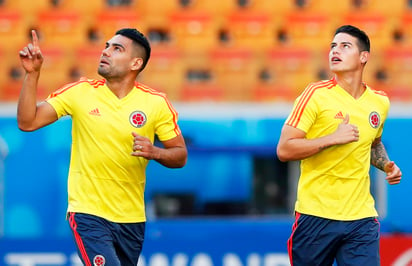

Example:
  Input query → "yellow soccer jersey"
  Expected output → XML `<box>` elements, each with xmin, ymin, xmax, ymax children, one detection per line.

<box><xmin>46</xmin><ymin>78</ymin><xmax>182</xmax><ymax>223</ymax></box>
<box><xmin>285</xmin><ymin>78</ymin><xmax>390</xmax><ymax>221</ymax></box>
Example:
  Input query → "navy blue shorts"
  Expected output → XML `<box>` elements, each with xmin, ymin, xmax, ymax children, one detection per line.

<box><xmin>68</xmin><ymin>212</ymin><xmax>145</xmax><ymax>266</ymax></box>
<box><xmin>288</xmin><ymin>212</ymin><xmax>380</xmax><ymax>266</ymax></box>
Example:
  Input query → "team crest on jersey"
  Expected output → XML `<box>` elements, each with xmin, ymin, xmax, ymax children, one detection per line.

<box><xmin>93</xmin><ymin>255</ymin><xmax>105</xmax><ymax>266</ymax></box>
<box><xmin>369</xmin><ymin>111</ymin><xmax>380</xmax><ymax>129</ymax></box>
<box><xmin>129</xmin><ymin>111</ymin><xmax>147</xmax><ymax>128</ymax></box>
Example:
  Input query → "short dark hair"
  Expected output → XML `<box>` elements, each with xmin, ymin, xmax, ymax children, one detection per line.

<box><xmin>334</xmin><ymin>25</ymin><xmax>370</xmax><ymax>52</ymax></box>
<box><xmin>115</xmin><ymin>28</ymin><xmax>151</xmax><ymax>71</ymax></box>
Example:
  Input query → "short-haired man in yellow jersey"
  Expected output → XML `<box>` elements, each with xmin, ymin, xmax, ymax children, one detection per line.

<box><xmin>17</xmin><ymin>28</ymin><xmax>187</xmax><ymax>265</ymax></box>
<box><xmin>277</xmin><ymin>25</ymin><xmax>402</xmax><ymax>265</ymax></box>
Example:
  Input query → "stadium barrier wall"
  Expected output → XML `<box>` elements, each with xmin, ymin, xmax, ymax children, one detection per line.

<box><xmin>0</xmin><ymin>107</ymin><xmax>411</xmax><ymax>265</ymax></box>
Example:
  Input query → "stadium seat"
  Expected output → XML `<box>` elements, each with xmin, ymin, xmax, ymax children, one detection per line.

<box><xmin>347</xmin><ymin>0</ymin><xmax>406</xmax><ymax>16</ymax></box>
<box><xmin>35</xmin><ymin>9</ymin><xmax>88</xmax><ymax>49</ymax></box>
<box><xmin>381</xmin><ymin>47</ymin><xmax>412</xmax><ymax>88</ymax></box>
<box><xmin>180</xmin><ymin>82</ymin><xmax>224</xmax><ymax>102</ymax></box>
<box><xmin>208</xmin><ymin>47</ymin><xmax>261</xmax><ymax>101</ymax></box>
<box><xmin>0</xmin><ymin>9</ymin><xmax>28</xmax><ymax>51</ymax></box>
<box><xmin>283</xmin><ymin>10</ymin><xmax>335</xmax><ymax>50</ymax></box>
<box><xmin>177</xmin><ymin>0</ymin><xmax>235</xmax><ymax>20</ymax></box>
<box><xmin>138</xmin><ymin>46</ymin><xmax>185</xmax><ymax>101</ymax></box>
<box><xmin>168</xmin><ymin>11</ymin><xmax>219</xmax><ymax>53</ymax></box>
<box><xmin>292</xmin><ymin>0</ymin><xmax>351</xmax><ymax>16</ymax></box>
<box><xmin>235</xmin><ymin>0</ymin><xmax>294</xmax><ymax>16</ymax></box>
<box><xmin>137</xmin><ymin>0</ymin><xmax>180</xmax><ymax>27</ymax></box>
<box><xmin>54</xmin><ymin>0</ymin><xmax>105</xmax><ymax>19</ymax></box>
<box><xmin>37</xmin><ymin>45</ymin><xmax>72</xmax><ymax>97</ymax></box>
<box><xmin>223</xmin><ymin>10</ymin><xmax>277</xmax><ymax>52</ymax></box>
<box><xmin>252</xmin><ymin>82</ymin><xmax>297</xmax><ymax>102</ymax></box>
<box><xmin>72</xmin><ymin>44</ymin><xmax>103</xmax><ymax>81</ymax></box>
<box><xmin>94</xmin><ymin>8</ymin><xmax>143</xmax><ymax>43</ymax></box>
<box><xmin>396</xmin><ymin>12</ymin><xmax>412</xmax><ymax>45</ymax></box>
<box><xmin>264</xmin><ymin>46</ymin><xmax>316</xmax><ymax>90</ymax></box>
<box><xmin>0</xmin><ymin>0</ymin><xmax>51</xmax><ymax>25</ymax></box>
<box><xmin>342</xmin><ymin>11</ymin><xmax>394</xmax><ymax>51</ymax></box>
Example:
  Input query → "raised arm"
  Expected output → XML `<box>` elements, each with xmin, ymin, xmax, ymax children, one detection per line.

<box><xmin>131</xmin><ymin>132</ymin><xmax>187</xmax><ymax>168</ymax></box>
<box><xmin>371</xmin><ymin>137</ymin><xmax>402</xmax><ymax>185</ymax></box>
<box><xmin>277</xmin><ymin>114</ymin><xmax>359</xmax><ymax>162</ymax></box>
<box><xmin>17</xmin><ymin>30</ymin><xmax>58</xmax><ymax>131</ymax></box>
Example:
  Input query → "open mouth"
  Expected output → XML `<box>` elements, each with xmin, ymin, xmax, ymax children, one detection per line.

<box><xmin>331</xmin><ymin>57</ymin><xmax>342</xmax><ymax>63</ymax></box>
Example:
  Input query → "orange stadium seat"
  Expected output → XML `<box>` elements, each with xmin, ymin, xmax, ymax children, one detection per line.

<box><xmin>396</xmin><ymin>12</ymin><xmax>412</xmax><ymax>45</ymax></box>
<box><xmin>94</xmin><ymin>8</ymin><xmax>143</xmax><ymax>42</ymax></box>
<box><xmin>168</xmin><ymin>11</ymin><xmax>219</xmax><ymax>53</ymax></box>
<box><xmin>73</xmin><ymin>44</ymin><xmax>103</xmax><ymax>80</ymax></box>
<box><xmin>347</xmin><ymin>0</ymin><xmax>406</xmax><ymax>17</ymax></box>
<box><xmin>264</xmin><ymin>46</ymin><xmax>316</xmax><ymax>90</ymax></box>
<box><xmin>208</xmin><ymin>47</ymin><xmax>261</xmax><ymax>101</ymax></box>
<box><xmin>342</xmin><ymin>11</ymin><xmax>394</xmax><ymax>51</ymax></box>
<box><xmin>53</xmin><ymin>0</ymin><xmax>105</xmax><ymax>19</ymax></box>
<box><xmin>292</xmin><ymin>0</ymin><xmax>351</xmax><ymax>16</ymax></box>
<box><xmin>177</xmin><ymin>0</ymin><xmax>236</xmax><ymax>23</ymax></box>
<box><xmin>382</xmin><ymin>47</ymin><xmax>412</xmax><ymax>88</ymax></box>
<box><xmin>0</xmin><ymin>9</ymin><xmax>28</xmax><ymax>50</ymax></box>
<box><xmin>37</xmin><ymin>45</ymin><xmax>72</xmax><ymax>97</ymax></box>
<box><xmin>235</xmin><ymin>0</ymin><xmax>294</xmax><ymax>16</ymax></box>
<box><xmin>0</xmin><ymin>0</ymin><xmax>51</xmax><ymax>24</ymax></box>
<box><xmin>35</xmin><ymin>9</ymin><xmax>88</xmax><ymax>49</ymax></box>
<box><xmin>138</xmin><ymin>46</ymin><xmax>185</xmax><ymax>101</ymax></box>
<box><xmin>283</xmin><ymin>10</ymin><xmax>335</xmax><ymax>50</ymax></box>
<box><xmin>224</xmin><ymin>10</ymin><xmax>276</xmax><ymax>53</ymax></box>
<box><xmin>137</xmin><ymin>0</ymin><xmax>180</xmax><ymax>27</ymax></box>
<box><xmin>252</xmin><ymin>82</ymin><xmax>297</xmax><ymax>102</ymax></box>
<box><xmin>180</xmin><ymin>82</ymin><xmax>224</xmax><ymax>102</ymax></box>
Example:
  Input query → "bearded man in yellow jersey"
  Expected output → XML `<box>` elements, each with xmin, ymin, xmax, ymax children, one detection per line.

<box><xmin>17</xmin><ymin>28</ymin><xmax>187</xmax><ymax>266</ymax></box>
<box><xmin>277</xmin><ymin>25</ymin><xmax>402</xmax><ymax>266</ymax></box>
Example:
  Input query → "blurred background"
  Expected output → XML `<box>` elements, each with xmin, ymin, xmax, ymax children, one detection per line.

<box><xmin>0</xmin><ymin>0</ymin><xmax>412</xmax><ymax>265</ymax></box>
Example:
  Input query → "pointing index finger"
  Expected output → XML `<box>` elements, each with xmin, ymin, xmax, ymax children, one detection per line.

<box><xmin>31</xmin><ymin>30</ymin><xmax>39</xmax><ymax>48</ymax></box>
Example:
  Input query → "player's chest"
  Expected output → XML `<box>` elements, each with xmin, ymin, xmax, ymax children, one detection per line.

<box><xmin>74</xmin><ymin>96</ymin><xmax>156</xmax><ymax>131</ymax></box>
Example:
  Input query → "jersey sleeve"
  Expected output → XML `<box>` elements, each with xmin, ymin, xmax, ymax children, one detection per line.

<box><xmin>285</xmin><ymin>87</ymin><xmax>319</xmax><ymax>133</ymax></box>
<box><xmin>376</xmin><ymin>94</ymin><xmax>390</xmax><ymax>138</ymax></box>
<box><xmin>46</xmin><ymin>82</ymin><xmax>79</xmax><ymax>118</ymax></box>
<box><xmin>154</xmin><ymin>97</ymin><xmax>182</xmax><ymax>141</ymax></box>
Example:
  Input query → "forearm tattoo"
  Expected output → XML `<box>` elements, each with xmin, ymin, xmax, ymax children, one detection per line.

<box><xmin>371</xmin><ymin>141</ymin><xmax>389</xmax><ymax>171</ymax></box>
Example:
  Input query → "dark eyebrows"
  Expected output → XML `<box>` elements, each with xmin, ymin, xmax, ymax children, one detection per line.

<box><xmin>330</xmin><ymin>41</ymin><xmax>353</xmax><ymax>47</ymax></box>
<box><xmin>105</xmin><ymin>41</ymin><xmax>126</xmax><ymax>50</ymax></box>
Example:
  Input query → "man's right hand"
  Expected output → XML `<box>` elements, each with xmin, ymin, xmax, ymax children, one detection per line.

<box><xmin>19</xmin><ymin>30</ymin><xmax>43</xmax><ymax>73</ymax></box>
<box><xmin>334</xmin><ymin>114</ymin><xmax>359</xmax><ymax>144</ymax></box>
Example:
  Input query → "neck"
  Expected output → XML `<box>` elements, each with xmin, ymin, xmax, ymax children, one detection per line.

<box><xmin>105</xmin><ymin>76</ymin><xmax>137</xmax><ymax>99</ymax></box>
<box><xmin>334</xmin><ymin>72</ymin><xmax>365</xmax><ymax>99</ymax></box>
